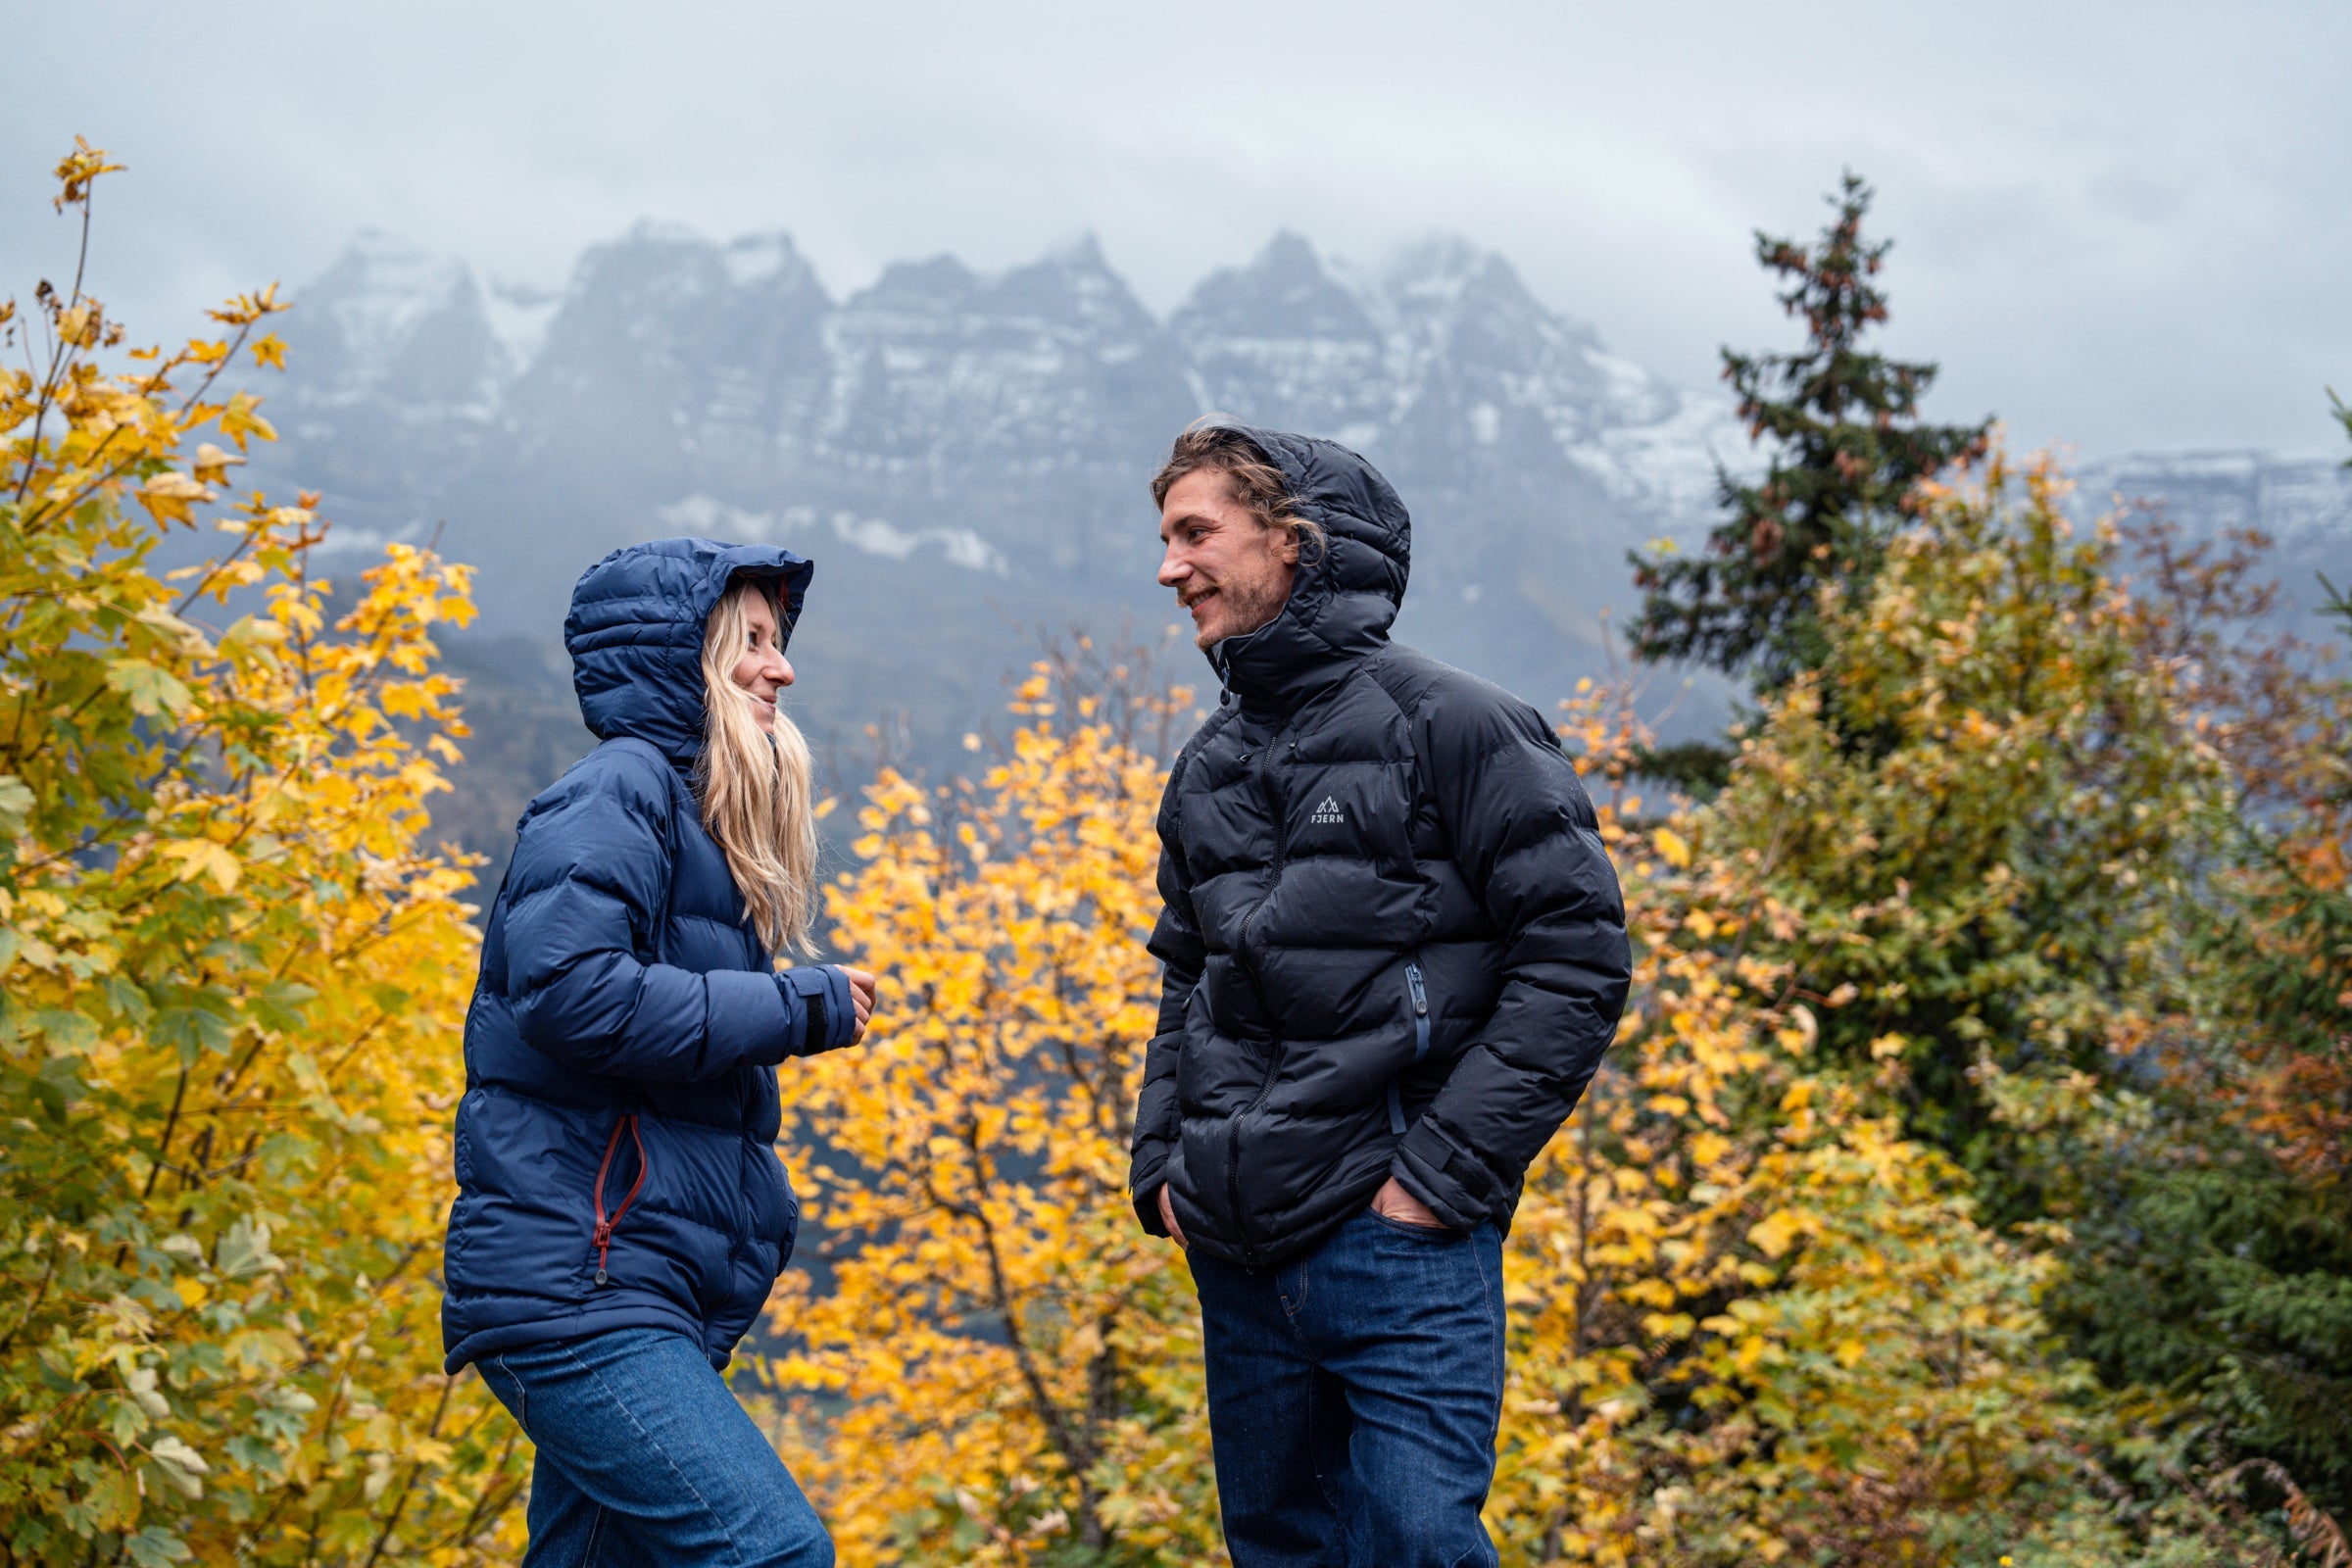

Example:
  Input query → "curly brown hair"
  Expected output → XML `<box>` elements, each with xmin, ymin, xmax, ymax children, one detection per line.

<box><xmin>1150</xmin><ymin>423</ymin><xmax>1327</xmax><ymax>563</ymax></box>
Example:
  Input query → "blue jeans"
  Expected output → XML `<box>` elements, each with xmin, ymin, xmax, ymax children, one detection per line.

<box><xmin>1189</xmin><ymin>1208</ymin><xmax>1506</xmax><ymax>1568</ymax></box>
<box><xmin>476</xmin><ymin>1327</ymin><xmax>832</xmax><ymax>1567</ymax></box>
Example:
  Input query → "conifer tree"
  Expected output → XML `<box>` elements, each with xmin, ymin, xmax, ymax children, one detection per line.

<box><xmin>1630</xmin><ymin>172</ymin><xmax>1990</xmax><ymax>688</ymax></box>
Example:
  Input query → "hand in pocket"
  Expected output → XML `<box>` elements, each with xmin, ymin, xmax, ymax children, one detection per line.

<box><xmin>1369</xmin><ymin>1176</ymin><xmax>1448</xmax><ymax>1230</ymax></box>
<box><xmin>1157</xmin><ymin>1183</ymin><xmax>1189</xmax><ymax>1250</ymax></box>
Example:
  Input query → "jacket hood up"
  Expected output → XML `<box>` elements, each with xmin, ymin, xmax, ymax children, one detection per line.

<box><xmin>1203</xmin><ymin>426</ymin><xmax>1410</xmax><ymax>716</ymax></box>
<box><xmin>564</xmin><ymin>537</ymin><xmax>814</xmax><ymax>767</ymax></box>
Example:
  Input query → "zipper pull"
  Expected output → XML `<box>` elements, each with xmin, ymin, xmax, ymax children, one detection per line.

<box><xmin>1406</xmin><ymin>963</ymin><xmax>1428</xmax><ymax>1015</ymax></box>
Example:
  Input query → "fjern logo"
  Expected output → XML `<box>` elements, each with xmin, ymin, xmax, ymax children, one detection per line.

<box><xmin>1310</xmin><ymin>796</ymin><xmax>1345</xmax><ymax>825</ymax></box>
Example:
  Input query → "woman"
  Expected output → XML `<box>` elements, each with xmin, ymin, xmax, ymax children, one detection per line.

<box><xmin>441</xmin><ymin>537</ymin><xmax>877</xmax><ymax>1565</ymax></box>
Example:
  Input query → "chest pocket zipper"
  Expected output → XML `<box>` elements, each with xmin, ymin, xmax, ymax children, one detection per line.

<box><xmin>1387</xmin><ymin>960</ymin><xmax>1432</xmax><ymax>1137</ymax></box>
<box><xmin>592</xmin><ymin>1113</ymin><xmax>649</xmax><ymax>1286</ymax></box>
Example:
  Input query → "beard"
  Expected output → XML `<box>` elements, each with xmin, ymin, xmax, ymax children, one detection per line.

<box><xmin>1199</xmin><ymin>573</ymin><xmax>1292</xmax><ymax>647</ymax></box>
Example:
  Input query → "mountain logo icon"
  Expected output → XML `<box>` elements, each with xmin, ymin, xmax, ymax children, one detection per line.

<box><xmin>1310</xmin><ymin>796</ymin><xmax>1345</xmax><ymax>825</ymax></box>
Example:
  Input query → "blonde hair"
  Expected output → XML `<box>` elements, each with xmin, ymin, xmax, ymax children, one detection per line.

<box><xmin>696</xmin><ymin>578</ymin><xmax>819</xmax><ymax>956</ymax></box>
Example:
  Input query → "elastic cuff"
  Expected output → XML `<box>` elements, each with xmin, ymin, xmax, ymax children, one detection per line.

<box><xmin>778</xmin><ymin>965</ymin><xmax>858</xmax><ymax>1054</ymax></box>
<box><xmin>1391</xmin><ymin>1128</ymin><xmax>1488</xmax><ymax>1233</ymax></box>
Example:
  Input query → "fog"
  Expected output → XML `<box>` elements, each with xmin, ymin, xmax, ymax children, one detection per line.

<box><xmin>4</xmin><ymin>0</ymin><xmax>2347</xmax><ymax>457</ymax></box>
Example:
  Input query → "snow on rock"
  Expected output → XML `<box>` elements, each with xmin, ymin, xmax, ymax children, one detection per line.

<box><xmin>256</xmin><ymin>220</ymin><xmax>2343</xmax><ymax>722</ymax></box>
<box><xmin>659</xmin><ymin>495</ymin><xmax>1008</xmax><ymax>575</ymax></box>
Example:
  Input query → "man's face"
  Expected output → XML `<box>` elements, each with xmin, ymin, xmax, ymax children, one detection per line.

<box><xmin>1157</xmin><ymin>468</ymin><xmax>1300</xmax><ymax>650</ymax></box>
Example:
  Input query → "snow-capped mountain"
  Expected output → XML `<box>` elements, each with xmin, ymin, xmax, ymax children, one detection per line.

<box><xmin>238</xmin><ymin>223</ymin><xmax>1750</xmax><ymax>805</ymax></box>
<box><xmin>232</xmin><ymin>221</ymin><xmax>2348</xmax><ymax>864</ymax></box>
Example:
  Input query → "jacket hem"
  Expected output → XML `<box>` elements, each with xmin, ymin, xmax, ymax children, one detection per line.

<box><xmin>1177</xmin><ymin>1163</ymin><xmax>1395</xmax><ymax>1268</ymax></box>
<box><xmin>443</xmin><ymin>1300</ymin><xmax>716</xmax><ymax>1376</ymax></box>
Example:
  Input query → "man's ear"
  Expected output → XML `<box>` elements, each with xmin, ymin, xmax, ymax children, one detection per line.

<box><xmin>1278</xmin><ymin>525</ymin><xmax>1301</xmax><ymax>566</ymax></box>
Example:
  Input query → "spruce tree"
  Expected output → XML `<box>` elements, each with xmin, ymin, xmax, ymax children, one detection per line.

<box><xmin>1630</xmin><ymin>172</ymin><xmax>1990</xmax><ymax>688</ymax></box>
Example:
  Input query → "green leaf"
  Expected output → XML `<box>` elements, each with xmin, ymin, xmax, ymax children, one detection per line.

<box><xmin>104</xmin><ymin>657</ymin><xmax>195</xmax><ymax>719</ymax></box>
<box><xmin>0</xmin><ymin>772</ymin><xmax>33</xmax><ymax>839</ymax></box>
<box><xmin>123</xmin><ymin>1528</ymin><xmax>192</xmax><ymax>1568</ymax></box>
<box><xmin>31</xmin><ymin>1006</ymin><xmax>98</xmax><ymax>1054</ymax></box>
<box><xmin>105</xmin><ymin>975</ymin><xmax>155</xmax><ymax>1026</ymax></box>
<box><xmin>247</xmin><ymin>980</ymin><xmax>316</xmax><ymax>1033</ymax></box>
<box><xmin>30</xmin><ymin>1054</ymin><xmax>86</xmax><ymax>1120</ymax></box>
<box><xmin>215</xmin><ymin>1215</ymin><xmax>280</xmax><ymax>1280</ymax></box>
<box><xmin>154</xmin><ymin>1003</ymin><xmax>236</xmax><ymax>1061</ymax></box>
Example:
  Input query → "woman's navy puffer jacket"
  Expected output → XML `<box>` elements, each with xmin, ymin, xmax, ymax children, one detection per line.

<box><xmin>440</xmin><ymin>537</ymin><xmax>857</xmax><ymax>1374</ymax></box>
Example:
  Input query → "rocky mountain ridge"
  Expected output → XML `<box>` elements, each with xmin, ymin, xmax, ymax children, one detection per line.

<box><xmin>256</xmin><ymin>223</ymin><xmax>1740</xmax><ymax>606</ymax></box>
<box><xmin>232</xmin><ymin>223</ymin><xmax>2349</xmax><ymax>868</ymax></box>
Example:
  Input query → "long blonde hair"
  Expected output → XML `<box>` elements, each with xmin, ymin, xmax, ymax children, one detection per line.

<box><xmin>696</xmin><ymin>578</ymin><xmax>819</xmax><ymax>956</ymax></box>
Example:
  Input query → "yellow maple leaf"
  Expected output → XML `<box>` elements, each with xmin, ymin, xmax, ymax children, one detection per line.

<box><xmin>161</xmin><ymin>838</ymin><xmax>240</xmax><ymax>893</ymax></box>
<box><xmin>137</xmin><ymin>471</ymin><xmax>215</xmax><ymax>526</ymax></box>
<box><xmin>1655</xmin><ymin>826</ymin><xmax>1692</xmax><ymax>869</ymax></box>
<box><xmin>191</xmin><ymin>443</ymin><xmax>245</xmax><ymax>487</ymax></box>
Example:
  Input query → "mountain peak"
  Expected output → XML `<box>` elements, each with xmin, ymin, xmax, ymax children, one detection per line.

<box><xmin>1384</xmin><ymin>235</ymin><xmax>1534</xmax><ymax>312</ymax></box>
<box><xmin>284</xmin><ymin>230</ymin><xmax>488</xmax><ymax>397</ymax></box>
<box><xmin>307</xmin><ymin>229</ymin><xmax>470</xmax><ymax>310</ymax></box>
<box><xmin>987</xmin><ymin>237</ymin><xmax>1155</xmax><ymax>336</ymax></box>
<box><xmin>1043</xmin><ymin>232</ymin><xmax>1113</xmax><ymax>272</ymax></box>
<box><xmin>1256</xmin><ymin>229</ymin><xmax>1325</xmax><ymax>277</ymax></box>
<box><xmin>854</xmin><ymin>253</ymin><xmax>980</xmax><ymax>312</ymax></box>
<box><xmin>1173</xmin><ymin>229</ymin><xmax>1378</xmax><ymax>345</ymax></box>
<box><xmin>720</xmin><ymin>231</ymin><xmax>823</xmax><ymax>296</ymax></box>
<box><xmin>620</xmin><ymin>218</ymin><xmax>708</xmax><ymax>248</ymax></box>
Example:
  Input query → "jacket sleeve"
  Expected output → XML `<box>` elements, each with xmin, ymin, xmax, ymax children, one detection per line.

<box><xmin>1130</xmin><ymin>760</ymin><xmax>1205</xmax><ymax>1236</ymax></box>
<box><xmin>500</xmin><ymin>750</ymin><xmax>855</xmax><ymax>1080</ymax></box>
<box><xmin>1392</xmin><ymin>696</ymin><xmax>1632</xmax><ymax>1231</ymax></box>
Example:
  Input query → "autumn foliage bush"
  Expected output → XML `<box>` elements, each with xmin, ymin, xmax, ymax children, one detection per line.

<box><xmin>0</xmin><ymin>146</ymin><xmax>524</xmax><ymax>1565</ymax></box>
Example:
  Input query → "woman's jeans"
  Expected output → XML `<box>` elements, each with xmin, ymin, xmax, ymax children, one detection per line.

<box><xmin>1189</xmin><ymin>1208</ymin><xmax>1507</xmax><ymax>1568</ymax></box>
<box><xmin>477</xmin><ymin>1327</ymin><xmax>832</xmax><ymax>1567</ymax></box>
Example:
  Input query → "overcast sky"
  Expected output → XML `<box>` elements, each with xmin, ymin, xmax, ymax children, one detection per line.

<box><xmin>5</xmin><ymin>1</ymin><xmax>2346</xmax><ymax>459</ymax></box>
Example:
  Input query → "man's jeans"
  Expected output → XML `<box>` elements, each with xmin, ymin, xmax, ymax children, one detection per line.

<box><xmin>477</xmin><ymin>1327</ymin><xmax>832</xmax><ymax>1567</ymax></box>
<box><xmin>1189</xmin><ymin>1208</ymin><xmax>1506</xmax><ymax>1567</ymax></box>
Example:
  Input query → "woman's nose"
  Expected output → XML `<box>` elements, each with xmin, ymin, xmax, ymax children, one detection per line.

<box><xmin>772</xmin><ymin>653</ymin><xmax>795</xmax><ymax>688</ymax></box>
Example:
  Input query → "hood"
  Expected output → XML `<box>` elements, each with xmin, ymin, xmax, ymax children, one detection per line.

<box><xmin>1204</xmin><ymin>425</ymin><xmax>1410</xmax><ymax>715</ymax></box>
<box><xmin>564</xmin><ymin>537</ymin><xmax>814</xmax><ymax>766</ymax></box>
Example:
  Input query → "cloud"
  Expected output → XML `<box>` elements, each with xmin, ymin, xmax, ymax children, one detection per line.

<box><xmin>5</xmin><ymin>0</ymin><xmax>2346</xmax><ymax>458</ymax></box>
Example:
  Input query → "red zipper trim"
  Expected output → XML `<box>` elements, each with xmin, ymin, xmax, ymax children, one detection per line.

<box><xmin>590</xmin><ymin>1113</ymin><xmax>648</xmax><ymax>1286</ymax></box>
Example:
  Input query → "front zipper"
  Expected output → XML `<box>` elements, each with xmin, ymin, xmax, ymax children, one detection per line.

<box><xmin>1388</xmin><ymin>958</ymin><xmax>1433</xmax><ymax>1137</ymax></box>
<box><xmin>1227</xmin><ymin>732</ymin><xmax>1291</xmax><ymax>1267</ymax></box>
<box><xmin>591</xmin><ymin>1113</ymin><xmax>649</xmax><ymax>1287</ymax></box>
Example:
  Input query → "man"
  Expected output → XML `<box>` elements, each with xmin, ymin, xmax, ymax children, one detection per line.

<box><xmin>1129</xmin><ymin>423</ymin><xmax>1631</xmax><ymax>1566</ymax></box>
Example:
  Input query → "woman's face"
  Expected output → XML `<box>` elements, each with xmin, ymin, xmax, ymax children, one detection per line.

<box><xmin>727</xmin><ymin>588</ymin><xmax>794</xmax><ymax>733</ymax></box>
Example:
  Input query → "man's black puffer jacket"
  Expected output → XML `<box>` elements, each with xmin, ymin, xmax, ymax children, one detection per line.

<box><xmin>1128</xmin><ymin>428</ymin><xmax>1632</xmax><ymax>1267</ymax></box>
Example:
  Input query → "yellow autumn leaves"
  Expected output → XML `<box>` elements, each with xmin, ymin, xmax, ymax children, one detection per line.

<box><xmin>750</xmin><ymin>654</ymin><xmax>1221</xmax><ymax>1564</ymax></box>
<box><xmin>2</xmin><ymin>147</ymin><xmax>523</xmax><ymax>1565</ymax></box>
